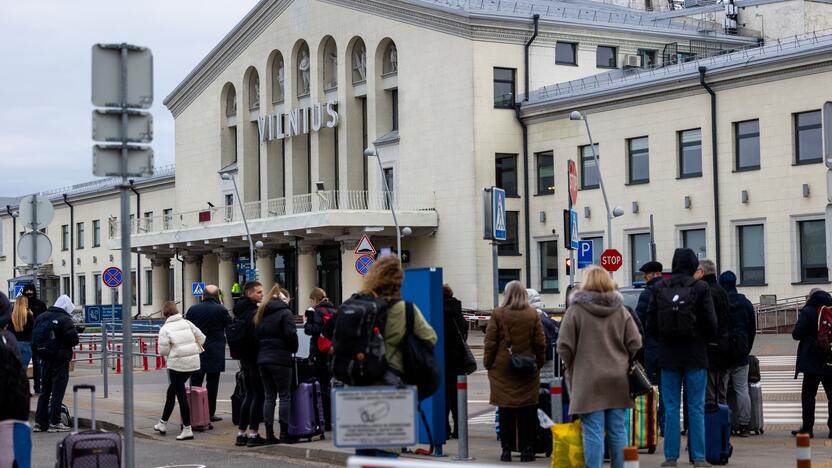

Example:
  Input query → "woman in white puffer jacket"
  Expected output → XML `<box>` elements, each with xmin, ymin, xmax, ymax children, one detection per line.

<box><xmin>154</xmin><ymin>301</ymin><xmax>206</xmax><ymax>440</ymax></box>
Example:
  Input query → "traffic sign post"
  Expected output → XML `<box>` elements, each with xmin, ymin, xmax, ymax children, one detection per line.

<box><xmin>100</xmin><ymin>266</ymin><xmax>122</xmax><ymax>402</ymax></box>
<box><xmin>17</xmin><ymin>194</ymin><xmax>55</xmax><ymax>298</ymax></box>
<box><xmin>484</xmin><ymin>187</ymin><xmax>506</xmax><ymax>308</ymax></box>
<box><xmin>92</xmin><ymin>42</ymin><xmax>154</xmax><ymax>468</ymax></box>
<box><xmin>601</xmin><ymin>249</ymin><xmax>623</xmax><ymax>272</ymax></box>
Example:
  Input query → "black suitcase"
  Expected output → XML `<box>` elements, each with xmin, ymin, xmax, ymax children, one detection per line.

<box><xmin>56</xmin><ymin>384</ymin><xmax>122</xmax><ymax>468</ymax></box>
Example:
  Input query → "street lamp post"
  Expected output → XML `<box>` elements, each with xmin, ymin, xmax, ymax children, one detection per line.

<box><xmin>569</xmin><ymin>111</ymin><xmax>624</xmax><ymax>252</ymax></box>
<box><xmin>220</xmin><ymin>172</ymin><xmax>259</xmax><ymax>279</ymax></box>
<box><xmin>364</xmin><ymin>146</ymin><xmax>401</xmax><ymax>260</ymax></box>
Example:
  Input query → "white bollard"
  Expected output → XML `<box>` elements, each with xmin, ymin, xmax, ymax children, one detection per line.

<box><xmin>624</xmin><ymin>446</ymin><xmax>639</xmax><ymax>468</ymax></box>
<box><xmin>796</xmin><ymin>433</ymin><xmax>811</xmax><ymax>468</ymax></box>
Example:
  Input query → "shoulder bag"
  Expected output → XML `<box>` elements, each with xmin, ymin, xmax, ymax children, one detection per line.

<box><xmin>628</xmin><ymin>359</ymin><xmax>651</xmax><ymax>398</ymax></box>
<box><xmin>452</xmin><ymin>319</ymin><xmax>478</xmax><ymax>375</ymax></box>
<box><xmin>502</xmin><ymin>316</ymin><xmax>537</xmax><ymax>376</ymax></box>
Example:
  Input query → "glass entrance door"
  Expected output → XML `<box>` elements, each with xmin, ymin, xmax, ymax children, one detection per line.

<box><xmin>316</xmin><ymin>246</ymin><xmax>342</xmax><ymax>305</ymax></box>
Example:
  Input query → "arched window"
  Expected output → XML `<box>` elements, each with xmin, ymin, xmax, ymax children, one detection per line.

<box><xmin>351</xmin><ymin>39</ymin><xmax>367</xmax><ymax>84</ymax></box>
<box><xmin>271</xmin><ymin>53</ymin><xmax>284</xmax><ymax>103</ymax></box>
<box><xmin>382</xmin><ymin>42</ymin><xmax>398</xmax><ymax>75</ymax></box>
<box><xmin>322</xmin><ymin>37</ymin><xmax>337</xmax><ymax>91</ymax></box>
<box><xmin>248</xmin><ymin>70</ymin><xmax>260</xmax><ymax>110</ymax></box>
<box><xmin>297</xmin><ymin>43</ymin><xmax>311</xmax><ymax>97</ymax></box>
<box><xmin>225</xmin><ymin>86</ymin><xmax>237</xmax><ymax>117</ymax></box>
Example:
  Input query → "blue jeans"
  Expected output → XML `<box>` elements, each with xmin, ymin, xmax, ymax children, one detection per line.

<box><xmin>662</xmin><ymin>367</ymin><xmax>707</xmax><ymax>462</ymax></box>
<box><xmin>18</xmin><ymin>341</ymin><xmax>32</xmax><ymax>372</ymax></box>
<box><xmin>581</xmin><ymin>408</ymin><xmax>627</xmax><ymax>468</ymax></box>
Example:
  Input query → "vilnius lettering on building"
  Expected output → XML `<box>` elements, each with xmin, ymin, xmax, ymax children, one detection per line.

<box><xmin>258</xmin><ymin>101</ymin><xmax>339</xmax><ymax>143</ymax></box>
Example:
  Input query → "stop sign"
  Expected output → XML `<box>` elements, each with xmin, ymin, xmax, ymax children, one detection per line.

<box><xmin>600</xmin><ymin>249</ymin><xmax>623</xmax><ymax>272</ymax></box>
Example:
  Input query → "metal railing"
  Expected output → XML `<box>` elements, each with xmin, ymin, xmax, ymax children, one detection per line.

<box><xmin>754</xmin><ymin>293</ymin><xmax>814</xmax><ymax>334</ymax></box>
<box><xmin>111</xmin><ymin>190</ymin><xmax>435</xmax><ymax>237</ymax></box>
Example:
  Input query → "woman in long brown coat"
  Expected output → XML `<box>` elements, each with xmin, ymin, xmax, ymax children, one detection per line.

<box><xmin>484</xmin><ymin>281</ymin><xmax>546</xmax><ymax>463</ymax></box>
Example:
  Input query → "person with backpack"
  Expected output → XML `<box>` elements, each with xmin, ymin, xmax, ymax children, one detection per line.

<box><xmin>791</xmin><ymin>288</ymin><xmax>832</xmax><ymax>438</ymax></box>
<box><xmin>186</xmin><ymin>285</ymin><xmax>231</xmax><ymax>423</ymax></box>
<box><xmin>485</xmin><ymin>281</ymin><xmax>545</xmax><ymax>463</ymax></box>
<box><xmin>444</xmin><ymin>284</ymin><xmax>469</xmax><ymax>439</ymax></box>
<box><xmin>229</xmin><ymin>281</ymin><xmax>266</xmax><ymax>447</ymax></box>
<box><xmin>695</xmin><ymin>259</ymin><xmax>732</xmax><ymax>407</ymax></box>
<box><xmin>557</xmin><ymin>267</ymin><xmax>642</xmax><ymax>468</ymax></box>
<box><xmin>21</xmin><ymin>284</ymin><xmax>46</xmax><ymax>394</ymax></box>
<box><xmin>255</xmin><ymin>285</ymin><xmax>298</xmax><ymax>444</ymax></box>
<box><xmin>718</xmin><ymin>271</ymin><xmax>755</xmax><ymax>437</ymax></box>
<box><xmin>304</xmin><ymin>287</ymin><xmax>336</xmax><ymax>432</ymax></box>
<box><xmin>646</xmin><ymin>248</ymin><xmax>717</xmax><ymax>467</ymax></box>
<box><xmin>154</xmin><ymin>301</ymin><xmax>206</xmax><ymax>441</ymax></box>
<box><xmin>32</xmin><ymin>295</ymin><xmax>79</xmax><ymax>433</ymax></box>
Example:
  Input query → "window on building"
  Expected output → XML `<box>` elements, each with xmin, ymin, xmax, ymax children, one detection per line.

<box><xmin>630</xmin><ymin>233</ymin><xmax>651</xmax><ymax>283</ymax></box>
<box><xmin>391</xmin><ymin>89</ymin><xmax>399</xmax><ymax>131</ymax></box>
<box><xmin>679</xmin><ymin>129</ymin><xmax>702</xmax><ymax>178</ymax></box>
<box><xmin>536</xmin><ymin>151</ymin><xmax>554</xmax><ymax>195</ymax></box>
<box><xmin>580</xmin><ymin>144</ymin><xmax>600</xmax><ymax>190</ymax></box>
<box><xmin>93</xmin><ymin>274</ymin><xmax>102</xmax><ymax>305</ymax></box>
<box><xmin>131</xmin><ymin>270</ymin><xmax>137</xmax><ymax>306</ymax></box>
<box><xmin>225</xmin><ymin>194</ymin><xmax>234</xmax><ymax>221</ymax></box>
<box><xmin>163</xmin><ymin>209</ymin><xmax>173</xmax><ymax>230</ymax></box>
<box><xmin>628</xmin><ymin>137</ymin><xmax>649</xmax><ymax>184</ymax></box>
<box><xmin>498</xmin><ymin>211</ymin><xmax>520</xmax><ymax>255</ymax></box>
<box><xmin>682</xmin><ymin>228</ymin><xmax>707</xmax><ymax>259</ymax></box>
<box><xmin>76</xmin><ymin>222</ymin><xmax>85</xmax><ymax>249</ymax></box>
<box><xmin>92</xmin><ymin>220</ymin><xmax>101</xmax><ymax>247</ymax></box>
<box><xmin>539</xmin><ymin>241</ymin><xmax>559</xmax><ymax>292</ymax></box>
<box><xmin>582</xmin><ymin>236</ymin><xmax>603</xmax><ymax>266</ymax></box>
<box><xmin>795</xmin><ymin>110</ymin><xmax>822</xmax><ymax>165</ymax></box>
<box><xmin>498</xmin><ymin>269</ymin><xmax>521</xmax><ymax>293</ymax></box>
<box><xmin>493</xmin><ymin>67</ymin><xmax>516</xmax><ymax>109</ymax></box>
<box><xmin>145</xmin><ymin>269</ymin><xmax>153</xmax><ymax>305</ymax></box>
<box><xmin>799</xmin><ymin>220</ymin><xmax>828</xmax><ymax>283</ymax></box>
<box><xmin>62</xmin><ymin>277</ymin><xmax>70</xmax><ymax>297</ymax></box>
<box><xmin>638</xmin><ymin>49</ymin><xmax>656</xmax><ymax>68</ymax></box>
<box><xmin>596</xmin><ymin>46</ymin><xmax>617</xmax><ymax>68</ymax></box>
<box><xmin>108</xmin><ymin>219</ymin><xmax>116</xmax><ymax>239</ymax></box>
<box><xmin>383</xmin><ymin>167</ymin><xmax>395</xmax><ymax>209</ymax></box>
<box><xmin>735</xmin><ymin>119</ymin><xmax>760</xmax><ymax>171</ymax></box>
<box><xmin>143</xmin><ymin>211</ymin><xmax>154</xmax><ymax>232</ymax></box>
<box><xmin>556</xmin><ymin>42</ymin><xmax>577</xmax><ymax>65</ymax></box>
<box><xmin>495</xmin><ymin>154</ymin><xmax>518</xmax><ymax>197</ymax></box>
<box><xmin>77</xmin><ymin>274</ymin><xmax>87</xmax><ymax>305</ymax></box>
<box><xmin>738</xmin><ymin>224</ymin><xmax>765</xmax><ymax>285</ymax></box>
<box><xmin>61</xmin><ymin>225</ymin><xmax>69</xmax><ymax>251</ymax></box>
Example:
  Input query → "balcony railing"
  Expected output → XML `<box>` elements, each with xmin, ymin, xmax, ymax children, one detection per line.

<box><xmin>111</xmin><ymin>190</ymin><xmax>435</xmax><ymax>237</ymax></box>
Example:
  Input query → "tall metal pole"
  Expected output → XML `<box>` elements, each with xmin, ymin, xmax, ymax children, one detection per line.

<box><xmin>370</xmin><ymin>149</ymin><xmax>401</xmax><ymax>259</ymax></box>
<box><xmin>31</xmin><ymin>197</ymin><xmax>39</xmax><ymax>298</ymax></box>
<box><xmin>567</xmin><ymin>171</ymin><xmax>575</xmax><ymax>288</ymax></box>
<box><xmin>229</xmin><ymin>174</ymin><xmax>256</xmax><ymax>279</ymax></box>
<box><xmin>492</xmin><ymin>243</ymin><xmax>499</xmax><ymax>308</ymax></box>
<box><xmin>119</xmin><ymin>44</ymin><xmax>136</xmax><ymax>468</ymax></box>
<box><xmin>582</xmin><ymin>116</ymin><xmax>613</xmax><ymax>250</ymax></box>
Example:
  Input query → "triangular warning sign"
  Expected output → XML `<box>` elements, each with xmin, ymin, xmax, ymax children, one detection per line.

<box><xmin>354</xmin><ymin>234</ymin><xmax>376</xmax><ymax>255</ymax></box>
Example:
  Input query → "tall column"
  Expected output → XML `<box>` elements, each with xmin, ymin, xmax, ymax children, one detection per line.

<box><xmin>256</xmin><ymin>249</ymin><xmax>275</xmax><ymax>292</ymax></box>
<box><xmin>297</xmin><ymin>245</ymin><xmax>318</xmax><ymax>308</ymax></box>
<box><xmin>150</xmin><ymin>255</ymin><xmax>171</xmax><ymax>318</ymax></box>
<box><xmin>201</xmin><ymin>253</ymin><xmax>219</xmax><ymax>286</ymax></box>
<box><xmin>216</xmin><ymin>250</ymin><xmax>237</xmax><ymax>310</ymax></box>
<box><xmin>340</xmin><ymin>240</ymin><xmax>364</xmax><ymax>302</ymax></box>
<box><xmin>182</xmin><ymin>254</ymin><xmax>202</xmax><ymax>311</ymax></box>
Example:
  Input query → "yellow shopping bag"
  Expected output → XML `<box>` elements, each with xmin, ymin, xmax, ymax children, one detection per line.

<box><xmin>551</xmin><ymin>419</ymin><xmax>584</xmax><ymax>468</ymax></box>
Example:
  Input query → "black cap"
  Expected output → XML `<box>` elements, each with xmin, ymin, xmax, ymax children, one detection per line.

<box><xmin>639</xmin><ymin>261</ymin><xmax>663</xmax><ymax>274</ymax></box>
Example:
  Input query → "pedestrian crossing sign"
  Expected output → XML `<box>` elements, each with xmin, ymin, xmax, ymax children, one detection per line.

<box><xmin>191</xmin><ymin>282</ymin><xmax>205</xmax><ymax>296</ymax></box>
<box><xmin>12</xmin><ymin>284</ymin><xmax>24</xmax><ymax>298</ymax></box>
<box><xmin>493</xmin><ymin>187</ymin><xmax>507</xmax><ymax>241</ymax></box>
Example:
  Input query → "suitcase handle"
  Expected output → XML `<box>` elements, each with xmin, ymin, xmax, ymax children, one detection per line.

<box><xmin>73</xmin><ymin>384</ymin><xmax>96</xmax><ymax>432</ymax></box>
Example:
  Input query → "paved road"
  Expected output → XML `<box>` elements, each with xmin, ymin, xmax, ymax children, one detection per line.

<box><xmin>32</xmin><ymin>431</ymin><xmax>327</xmax><ymax>468</ymax></box>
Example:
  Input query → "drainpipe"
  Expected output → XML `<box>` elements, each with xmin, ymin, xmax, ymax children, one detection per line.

<box><xmin>129</xmin><ymin>180</ymin><xmax>141</xmax><ymax>318</ymax></box>
<box><xmin>698</xmin><ymin>66</ymin><xmax>722</xmax><ymax>272</ymax></box>
<box><xmin>63</xmin><ymin>194</ymin><xmax>75</xmax><ymax>301</ymax></box>
<box><xmin>514</xmin><ymin>14</ymin><xmax>539</xmax><ymax>286</ymax></box>
<box><xmin>6</xmin><ymin>205</ymin><xmax>17</xmax><ymax>277</ymax></box>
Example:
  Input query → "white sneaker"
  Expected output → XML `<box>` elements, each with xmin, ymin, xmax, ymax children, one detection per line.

<box><xmin>32</xmin><ymin>423</ymin><xmax>44</xmax><ymax>433</ymax></box>
<box><xmin>153</xmin><ymin>419</ymin><xmax>167</xmax><ymax>435</ymax></box>
<box><xmin>48</xmin><ymin>423</ymin><xmax>71</xmax><ymax>433</ymax></box>
<box><xmin>176</xmin><ymin>426</ymin><xmax>194</xmax><ymax>441</ymax></box>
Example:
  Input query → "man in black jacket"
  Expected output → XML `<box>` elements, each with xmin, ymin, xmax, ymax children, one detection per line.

<box><xmin>792</xmin><ymin>289</ymin><xmax>832</xmax><ymax>438</ymax></box>
<box><xmin>695</xmin><ymin>259</ymin><xmax>732</xmax><ymax>406</ymax></box>
<box><xmin>187</xmin><ymin>285</ymin><xmax>231</xmax><ymax>422</ymax></box>
<box><xmin>22</xmin><ymin>284</ymin><xmax>46</xmax><ymax>393</ymax></box>
<box><xmin>718</xmin><ymin>271</ymin><xmax>755</xmax><ymax>437</ymax></box>
<box><xmin>232</xmin><ymin>281</ymin><xmax>265</xmax><ymax>446</ymax></box>
<box><xmin>635</xmin><ymin>261</ymin><xmax>664</xmax><ymax>383</ymax></box>
<box><xmin>33</xmin><ymin>295</ymin><xmax>79</xmax><ymax>433</ymax></box>
<box><xmin>647</xmin><ymin>248</ymin><xmax>717</xmax><ymax>467</ymax></box>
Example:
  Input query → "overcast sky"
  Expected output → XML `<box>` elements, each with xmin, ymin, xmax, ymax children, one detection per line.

<box><xmin>0</xmin><ymin>0</ymin><xmax>259</xmax><ymax>196</ymax></box>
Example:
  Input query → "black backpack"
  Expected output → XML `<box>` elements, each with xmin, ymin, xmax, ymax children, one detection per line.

<box><xmin>32</xmin><ymin>316</ymin><xmax>60</xmax><ymax>358</ymax></box>
<box><xmin>655</xmin><ymin>277</ymin><xmax>698</xmax><ymax>339</ymax></box>
<box><xmin>400</xmin><ymin>301</ymin><xmax>440</xmax><ymax>401</ymax></box>
<box><xmin>225</xmin><ymin>316</ymin><xmax>247</xmax><ymax>360</ymax></box>
<box><xmin>329</xmin><ymin>294</ymin><xmax>390</xmax><ymax>386</ymax></box>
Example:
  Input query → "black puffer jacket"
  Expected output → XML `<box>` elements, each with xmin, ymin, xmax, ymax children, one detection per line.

<box><xmin>33</xmin><ymin>307</ymin><xmax>80</xmax><ymax>363</ymax></box>
<box><xmin>646</xmin><ymin>248</ymin><xmax>717</xmax><ymax>370</ymax></box>
<box><xmin>702</xmin><ymin>273</ymin><xmax>732</xmax><ymax>370</ymax></box>
<box><xmin>443</xmin><ymin>295</ymin><xmax>468</xmax><ymax>375</ymax></box>
<box><xmin>793</xmin><ymin>290</ymin><xmax>832</xmax><ymax>377</ymax></box>
<box><xmin>304</xmin><ymin>300</ymin><xmax>336</xmax><ymax>362</ymax></box>
<box><xmin>256</xmin><ymin>298</ymin><xmax>298</xmax><ymax>367</ymax></box>
<box><xmin>232</xmin><ymin>297</ymin><xmax>259</xmax><ymax>362</ymax></box>
<box><xmin>186</xmin><ymin>297</ymin><xmax>231</xmax><ymax>374</ymax></box>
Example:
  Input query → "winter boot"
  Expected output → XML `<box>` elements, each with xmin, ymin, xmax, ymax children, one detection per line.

<box><xmin>278</xmin><ymin>422</ymin><xmax>297</xmax><ymax>444</ymax></box>
<box><xmin>153</xmin><ymin>419</ymin><xmax>167</xmax><ymax>435</ymax></box>
<box><xmin>176</xmin><ymin>426</ymin><xmax>194</xmax><ymax>441</ymax></box>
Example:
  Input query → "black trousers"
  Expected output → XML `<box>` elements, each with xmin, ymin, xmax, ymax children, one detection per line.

<box><xmin>34</xmin><ymin>359</ymin><xmax>70</xmax><ymax>427</ymax></box>
<box><xmin>190</xmin><ymin>371</ymin><xmax>220</xmax><ymax>417</ymax></box>
<box><xmin>801</xmin><ymin>373</ymin><xmax>832</xmax><ymax>431</ymax></box>
<box><xmin>445</xmin><ymin>372</ymin><xmax>459</xmax><ymax>436</ymax></box>
<box><xmin>499</xmin><ymin>405</ymin><xmax>537</xmax><ymax>454</ymax></box>
<box><xmin>239</xmin><ymin>361</ymin><xmax>264</xmax><ymax>431</ymax></box>
<box><xmin>162</xmin><ymin>370</ymin><xmax>192</xmax><ymax>426</ymax></box>
<box><xmin>32</xmin><ymin>354</ymin><xmax>42</xmax><ymax>393</ymax></box>
<box><xmin>261</xmin><ymin>364</ymin><xmax>292</xmax><ymax>427</ymax></box>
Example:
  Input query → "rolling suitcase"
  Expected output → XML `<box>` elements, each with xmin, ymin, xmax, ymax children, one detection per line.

<box><xmin>748</xmin><ymin>382</ymin><xmax>764</xmax><ymax>435</ymax></box>
<box><xmin>56</xmin><ymin>384</ymin><xmax>122</xmax><ymax>468</ymax></box>
<box><xmin>288</xmin><ymin>381</ymin><xmax>326</xmax><ymax>441</ymax></box>
<box><xmin>629</xmin><ymin>385</ymin><xmax>659</xmax><ymax>453</ymax></box>
<box><xmin>187</xmin><ymin>386</ymin><xmax>212</xmax><ymax>431</ymax></box>
<box><xmin>702</xmin><ymin>403</ymin><xmax>732</xmax><ymax>465</ymax></box>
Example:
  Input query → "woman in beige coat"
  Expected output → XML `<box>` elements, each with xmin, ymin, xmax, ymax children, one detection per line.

<box><xmin>556</xmin><ymin>266</ymin><xmax>642</xmax><ymax>468</ymax></box>
<box><xmin>484</xmin><ymin>281</ymin><xmax>546</xmax><ymax>463</ymax></box>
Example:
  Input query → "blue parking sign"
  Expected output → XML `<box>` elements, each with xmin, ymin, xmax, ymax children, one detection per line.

<box><xmin>577</xmin><ymin>240</ymin><xmax>594</xmax><ymax>269</ymax></box>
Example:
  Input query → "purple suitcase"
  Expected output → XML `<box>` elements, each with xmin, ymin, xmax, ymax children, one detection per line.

<box><xmin>288</xmin><ymin>381</ymin><xmax>326</xmax><ymax>441</ymax></box>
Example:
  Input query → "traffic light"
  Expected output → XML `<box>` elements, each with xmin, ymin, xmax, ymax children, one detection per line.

<box><xmin>565</xmin><ymin>257</ymin><xmax>573</xmax><ymax>276</ymax></box>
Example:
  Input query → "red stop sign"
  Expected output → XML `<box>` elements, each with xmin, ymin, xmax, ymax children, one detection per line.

<box><xmin>600</xmin><ymin>249</ymin><xmax>623</xmax><ymax>272</ymax></box>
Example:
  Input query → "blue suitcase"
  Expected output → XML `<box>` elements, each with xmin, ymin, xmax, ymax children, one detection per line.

<box><xmin>704</xmin><ymin>403</ymin><xmax>732</xmax><ymax>465</ymax></box>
